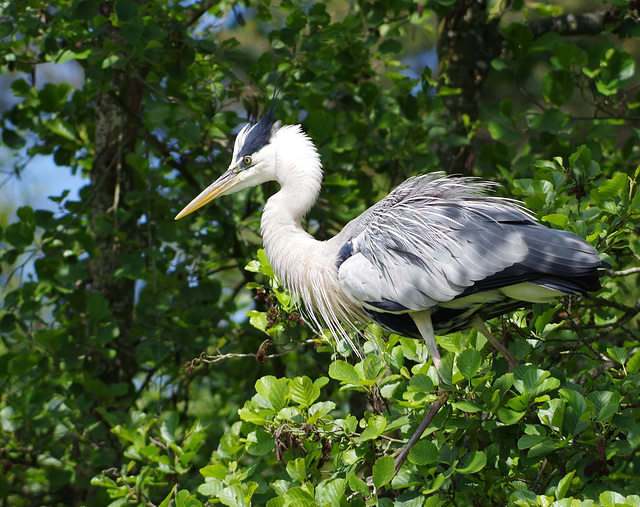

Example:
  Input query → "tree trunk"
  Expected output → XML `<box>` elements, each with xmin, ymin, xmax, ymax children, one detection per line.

<box><xmin>436</xmin><ymin>0</ymin><xmax>502</xmax><ymax>173</ymax></box>
<box><xmin>88</xmin><ymin>11</ymin><xmax>144</xmax><ymax>386</ymax></box>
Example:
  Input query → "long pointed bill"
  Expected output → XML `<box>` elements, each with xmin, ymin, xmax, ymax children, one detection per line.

<box><xmin>175</xmin><ymin>170</ymin><xmax>237</xmax><ymax>220</ymax></box>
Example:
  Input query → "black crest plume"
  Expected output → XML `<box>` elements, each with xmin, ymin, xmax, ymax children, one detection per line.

<box><xmin>240</xmin><ymin>88</ymin><xmax>281</xmax><ymax>157</ymax></box>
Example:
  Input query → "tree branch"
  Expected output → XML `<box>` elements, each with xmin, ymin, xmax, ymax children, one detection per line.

<box><xmin>547</xmin><ymin>298</ymin><xmax>640</xmax><ymax>356</ymax></box>
<box><xmin>185</xmin><ymin>0</ymin><xmax>223</xmax><ymax>27</ymax></box>
<box><xmin>199</xmin><ymin>339</ymin><xmax>317</xmax><ymax>365</ymax></box>
<box><xmin>574</xmin><ymin>360</ymin><xmax>619</xmax><ymax>386</ymax></box>
<box><xmin>527</xmin><ymin>13</ymin><xmax>606</xmax><ymax>39</ymax></box>
<box><xmin>607</xmin><ymin>266</ymin><xmax>640</xmax><ymax>277</ymax></box>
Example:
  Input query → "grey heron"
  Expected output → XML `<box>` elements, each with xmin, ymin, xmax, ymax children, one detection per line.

<box><xmin>175</xmin><ymin>104</ymin><xmax>606</xmax><ymax>374</ymax></box>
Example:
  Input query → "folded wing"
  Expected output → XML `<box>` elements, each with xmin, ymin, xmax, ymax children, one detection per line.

<box><xmin>336</xmin><ymin>173</ymin><xmax>604</xmax><ymax>325</ymax></box>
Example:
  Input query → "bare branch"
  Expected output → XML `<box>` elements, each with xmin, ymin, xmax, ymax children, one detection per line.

<box><xmin>546</xmin><ymin>298</ymin><xmax>640</xmax><ymax>356</ymax></box>
<box><xmin>200</xmin><ymin>339</ymin><xmax>317</xmax><ymax>364</ymax></box>
<box><xmin>532</xmin><ymin>458</ymin><xmax>549</xmax><ymax>493</ymax></box>
<box><xmin>587</xmin><ymin>298</ymin><xmax>640</xmax><ymax>344</ymax></box>
<box><xmin>394</xmin><ymin>390</ymin><xmax>449</xmax><ymax>475</ymax></box>
<box><xmin>607</xmin><ymin>266</ymin><xmax>640</xmax><ymax>277</ymax></box>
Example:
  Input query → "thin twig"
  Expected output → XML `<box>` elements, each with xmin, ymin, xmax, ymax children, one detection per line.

<box><xmin>532</xmin><ymin>458</ymin><xmax>548</xmax><ymax>493</ymax></box>
<box><xmin>200</xmin><ymin>339</ymin><xmax>317</xmax><ymax>364</ymax></box>
<box><xmin>546</xmin><ymin>298</ymin><xmax>640</xmax><ymax>354</ymax></box>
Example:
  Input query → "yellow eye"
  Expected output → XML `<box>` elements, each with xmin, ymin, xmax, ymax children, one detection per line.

<box><xmin>242</xmin><ymin>156</ymin><xmax>252</xmax><ymax>165</ymax></box>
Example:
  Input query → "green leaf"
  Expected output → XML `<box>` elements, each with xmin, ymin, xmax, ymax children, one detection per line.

<box><xmin>569</xmin><ymin>144</ymin><xmax>591</xmax><ymax>169</ymax></box>
<box><xmin>289</xmin><ymin>376</ymin><xmax>320</xmax><ymax>408</ymax></box>
<box><xmin>599</xmin><ymin>491</ymin><xmax>627</xmax><ymax>507</ymax></box>
<box><xmin>180</xmin><ymin>122</ymin><xmax>201</xmax><ymax>143</ymax></box>
<box><xmin>555</xmin><ymin>470</ymin><xmax>575</xmax><ymax>500</ymax></box>
<box><xmin>423</xmin><ymin>473</ymin><xmax>445</xmax><ymax>495</ymax></box>
<box><xmin>265</xmin><ymin>498</ymin><xmax>286</xmax><ymax>507</ymax></box>
<box><xmin>87</xmin><ymin>293</ymin><xmax>110</xmax><ymax>321</ymax></box>
<box><xmin>372</xmin><ymin>455</ymin><xmax>395</xmax><ymax>489</ymax></box>
<box><xmin>245</xmin><ymin>429</ymin><xmax>274</xmax><ymax>456</ymax></box>
<box><xmin>456</xmin><ymin>451</ymin><xmax>487</xmax><ymax>474</ymax></box>
<box><xmin>498</xmin><ymin>408</ymin><xmax>525</xmax><ymax>425</ymax></box>
<box><xmin>315</xmin><ymin>478</ymin><xmax>346</xmax><ymax>506</ymax></box>
<box><xmin>606</xmin><ymin>346</ymin><xmax>628</xmax><ymax>366</ymax></box>
<box><xmin>408</xmin><ymin>439</ymin><xmax>439</xmax><ymax>466</ymax></box>
<box><xmin>74</xmin><ymin>1</ymin><xmax>99</xmax><ymax>20</ymax></box>
<box><xmin>40</xmin><ymin>83</ymin><xmax>72</xmax><ymax>113</ymax></box>
<box><xmin>198</xmin><ymin>480</ymin><xmax>223</xmax><ymax>497</ymax></box>
<box><xmin>359</xmin><ymin>414</ymin><xmax>386</xmax><ymax>441</ymax></box>
<box><xmin>102</xmin><ymin>54</ymin><xmax>120</xmax><ymax>69</ymax></box>
<box><xmin>2</xmin><ymin>129</ymin><xmax>26</xmax><ymax>149</ymax></box>
<box><xmin>529</xmin><ymin>108</ymin><xmax>566</xmax><ymax>133</ymax></box>
<box><xmin>308</xmin><ymin>400</ymin><xmax>335</xmax><ymax>423</ymax></box>
<box><xmin>284</xmin><ymin>487</ymin><xmax>318</xmax><ymax>506</ymax></box>
<box><xmin>328</xmin><ymin>360</ymin><xmax>361</xmax><ymax>386</ymax></box>
<box><xmin>5</xmin><ymin>220</ymin><xmax>36</xmax><ymax>248</ymax></box>
<box><xmin>538</xmin><ymin>398</ymin><xmax>565</xmax><ymax>431</ymax></box>
<box><xmin>452</xmin><ymin>400</ymin><xmax>483</xmax><ymax>413</ymax></box>
<box><xmin>542</xmin><ymin>70</ymin><xmax>574</xmax><ymax>105</ymax></box>
<box><xmin>247</xmin><ymin>311</ymin><xmax>268</xmax><ymax>332</ymax></box>
<box><xmin>438</xmin><ymin>352</ymin><xmax>454</xmax><ymax>386</ymax></box>
<box><xmin>515</xmin><ymin>367</ymin><xmax>560</xmax><ymax>398</ymax></box>
<box><xmin>286</xmin><ymin>457</ymin><xmax>307</xmax><ymax>482</ymax></box>
<box><xmin>200</xmin><ymin>464</ymin><xmax>227</xmax><ymax>480</ymax></box>
<box><xmin>541</xmin><ymin>213</ymin><xmax>568</xmax><ymax>228</ymax></box>
<box><xmin>255</xmin><ymin>376</ymin><xmax>289</xmax><ymax>411</ymax></box>
<box><xmin>627</xmin><ymin>349</ymin><xmax>640</xmax><ymax>373</ymax></box>
<box><xmin>349</xmin><ymin>473</ymin><xmax>370</xmax><ymax>495</ymax></box>
<box><xmin>159</xmin><ymin>485</ymin><xmax>178</xmax><ymax>507</ymax></box>
<box><xmin>256</xmin><ymin>249</ymin><xmax>274</xmax><ymax>277</ymax></box>
<box><xmin>598</xmin><ymin>173</ymin><xmax>628</xmax><ymax>198</ymax></box>
<box><xmin>217</xmin><ymin>484</ymin><xmax>250</xmax><ymax>507</ymax></box>
<box><xmin>175</xmin><ymin>489</ymin><xmax>204</xmax><ymax>507</ymax></box>
<box><xmin>307</xmin><ymin>110</ymin><xmax>334</xmax><ymax>142</ymax></box>
<box><xmin>588</xmin><ymin>391</ymin><xmax>622</xmax><ymax>423</ymax></box>
<box><xmin>160</xmin><ymin>412</ymin><xmax>179</xmax><ymax>444</ymax></box>
<box><xmin>457</xmin><ymin>349</ymin><xmax>481</xmax><ymax>380</ymax></box>
<box><xmin>407</xmin><ymin>373</ymin><xmax>435</xmax><ymax>397</ymax></box>
<box><xmin>0</xmin><ymin>22</ymin><xmax>14</xmax><ymax>38</ymax></box>
<box><xmin>487</xmin><ymin>121</ymin><xmax>522</xmax><ymax>143</ymax></box>
<box><xmin>559</xmin><ymin>389</ymin><xmax>587</xmax><ymax>415</ymax></box>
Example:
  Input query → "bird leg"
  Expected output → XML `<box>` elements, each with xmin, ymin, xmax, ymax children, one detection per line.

<box><xmin>411</xmin><ymin>311</ymin><xmax>441</xmax><ymax>371</ymax></box>
<box><xmin>471</xmin><ymin>316</ymin><xmax>519</xmax><ymax>372</ymax></box>
<box><xmin>391</xmin><ymin>311</ymin><xmax>446</xmax><ymax>474</ymax></box>
<box><xmin>394</xmin><ymin>312</ymin><xmax>520</xmax><ymax>474</ymax></box>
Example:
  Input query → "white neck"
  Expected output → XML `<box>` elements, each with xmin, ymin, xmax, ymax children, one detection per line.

<box><xmin>264</xmin><ymin>125</ymin><xmax>323</xmax><ymax>220</ymax></box>
<box><xmin>259</xmin><ymin>125</ymin><xmax>366</xmax><ymax>347</ymax></box>
<box><xmin>260</xmin><ymin>125</ymin><xmax>324</xmax><ymax>284</ymax></box>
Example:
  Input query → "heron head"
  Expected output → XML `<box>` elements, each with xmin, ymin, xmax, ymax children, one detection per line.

<box><xmin>175</xmin><ymin>104</ymin><xmax>281</xmax><ymax>220</ymax></box>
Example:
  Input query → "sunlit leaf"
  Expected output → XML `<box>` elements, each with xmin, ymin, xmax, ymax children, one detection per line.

<box><xmin>372</xmin><ymin>455</ymin><xmax>395</xmax><ymax>489</ymax></box>
<box><xmin>456</xmin><ymin>451</ymin><xmax>487</xmax><ymax>474</ymax></box>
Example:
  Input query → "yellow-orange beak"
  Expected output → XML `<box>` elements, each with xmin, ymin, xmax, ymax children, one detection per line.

<box><xmin>174</xmin><ymin>170</ymin><xmax>237</xmax><ymax>220</ymax></box>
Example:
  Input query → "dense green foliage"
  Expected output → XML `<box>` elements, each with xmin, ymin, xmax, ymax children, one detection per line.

<box><xmin>1</xmin><ymin>0</ymin><xmax>639</xmax><ymax>505</ymax></box>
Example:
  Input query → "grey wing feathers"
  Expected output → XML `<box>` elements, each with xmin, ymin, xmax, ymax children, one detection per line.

<box><xmin>337</xmin><ymin>172</ymin><xmax>604</xmax><ymax>312</ymax></box>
